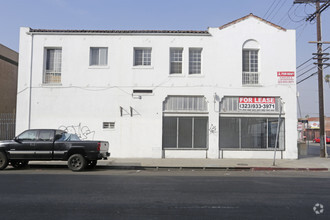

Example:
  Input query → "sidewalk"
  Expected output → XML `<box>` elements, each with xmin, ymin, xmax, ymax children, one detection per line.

<box><xmin>97</xmin><ymin>157</ymin><xmax>330</xmax><ymax>171</ymax></box>
<box><xmin>28</xmin><ymin>156</ymin><xmax>330</xmax><ymax>171</ymax></box>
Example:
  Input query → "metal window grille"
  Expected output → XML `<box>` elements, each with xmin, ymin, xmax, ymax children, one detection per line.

<box><xmin>90</xmin><ymin>47</ymin><xmax>108</xmax><ymax>66</ymax></box>
<box><xmin>242</xmin><ymin>50</ymin><xmax>259</xmax><ymax>85</ymax></box>
<box><xmin>189</xmin><ymin>48</ymin><xmax>202</xmax><ymax>74</ymax></box>
<box><xmin>163</xmin><ymin>96</ymin><xmax>208</xmax><ymax>112</ymax></box>
<box><xmin>134</xmin><ymin>48</ymin><xmax>151</xmax><ymax>66</ymax></box>
<box><xmin>0</xmin><ymin>113</ymin><xmax>16</xmax><ymax>140</ymax></box>
<box><xmin>44</xmin><ymin>48</ymin><xmax>62</xmax><ymax>84</ymax></box>
<box><xmin>170</xmin><ymin>48</ymin><xmax>183</xmax><ymax>74</ymax></box>
<box><xmin>103</xmin><ymin>122</ymin><xmax>115</xmax><ymax>129</ymax></box>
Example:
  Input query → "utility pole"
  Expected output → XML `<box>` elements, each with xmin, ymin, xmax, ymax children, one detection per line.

<box><xmin>294</xmin><ymin>0</ymin><xmax>330</xmax><ymax>157</ymax></box>
<box><xmin>316</xmin><ymin>1</ymin><xmax>326</xmax><ymax>157</ymax></box>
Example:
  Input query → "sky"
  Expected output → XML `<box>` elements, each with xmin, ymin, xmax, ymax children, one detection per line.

<box><xmin>1</xmin><ymin>0</ymin><xmax>329</xmax><ymax>118</ymax></box>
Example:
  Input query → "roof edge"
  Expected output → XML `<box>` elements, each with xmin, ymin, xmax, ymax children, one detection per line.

<box><xmin>28</xmin><ymin>28</ymin><xmax>210</xmax><ymax>36</ymax></box>
<box><xmin>219</xmin><ymin>13</ymin><xmax>287</xmax><ymax>31</ymax></box>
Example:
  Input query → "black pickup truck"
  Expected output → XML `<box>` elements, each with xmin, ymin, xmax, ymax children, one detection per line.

<box><xmin>0</xmin><ymin>129</ymin><xmax>110</xmax><ymax>171</ymax></box>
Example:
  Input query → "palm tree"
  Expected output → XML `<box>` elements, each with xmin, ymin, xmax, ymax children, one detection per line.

<box><xmin>325</xmin><ymin>74</ymin><xmax>330</xmax><ymax>88</ymax></box>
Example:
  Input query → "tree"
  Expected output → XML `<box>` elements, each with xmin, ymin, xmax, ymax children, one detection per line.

<box><xmin>325</xmin><ymin>74</ymin><xmax>330</xmax><ymax>87</ymax></box>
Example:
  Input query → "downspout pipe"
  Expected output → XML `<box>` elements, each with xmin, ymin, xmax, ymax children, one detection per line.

<box><xmin>27</xmin><ymin>30</ymin><xmax>34</xmax><ymax>129</ymax></box>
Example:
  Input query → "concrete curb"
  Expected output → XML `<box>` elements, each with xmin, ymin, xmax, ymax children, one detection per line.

<box><xmin>100</xmin><ymin>165</ymin><xmax>329</xmax><ymax>171</ymax></box>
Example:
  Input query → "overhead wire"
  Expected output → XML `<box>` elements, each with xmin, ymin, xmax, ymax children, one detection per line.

<box><xmin>278</xmin><ymin>4</ymin><xmax>294</xmax><ymax>25</ymax></box>
<box><xmin>270</xmin><ymin>0</ymin><xmax>287</xmax><ymax>21</ymax></box>
<box><xmin>265</xmin><ymin>0</ymin><xmax>282</xmax><ymax>20</ymax></box>
<box><xmin>297</xmin><ymin>65</ymin><xmax>330</xmax><ymax>84</ymax></box>
<box><xmin>263</xmin><ymin>0</ymin><xmax>277</xmax><ymax>19</ymax></box>
<box><xmin>296</xmin><ymin>46</ymin><xmax>330</xmax><ymax>70</ymax></box>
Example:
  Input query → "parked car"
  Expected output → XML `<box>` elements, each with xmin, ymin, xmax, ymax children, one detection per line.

<box><xmin>313</xmin><ymin>136</ymin><xmax>330</xmax><ymax>143</ymax></box>
<box><xmin>0</xmin><ymin>129</ymin><xmax>110</xmax><ymax>171</ymax></box>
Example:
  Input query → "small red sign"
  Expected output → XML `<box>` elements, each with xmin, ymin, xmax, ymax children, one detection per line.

<box><xmin>277</xmin><ymin>71</ymin><xmax>295</xmax><ymax>84</ymax></box>
<box><xmin>277</xmin><ymin>71</ymin><xmax>295</xmax><ymax>77</ymax></box>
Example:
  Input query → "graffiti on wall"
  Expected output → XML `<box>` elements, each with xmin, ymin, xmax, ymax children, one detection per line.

<box><xmin>209</xmin><ymin>124</ymin><xmax>217</xmax><ymax>134</ymax></box>
<box><xmin>58</xmin><ymin>123</ymin><xmax>95</xmax><ymax>140</ymax></box>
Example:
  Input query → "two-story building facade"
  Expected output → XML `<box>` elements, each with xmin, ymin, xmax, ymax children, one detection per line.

<box><xmin>16</xmin><ymin>14</ymin><xmax>297</xmax><ymax>159</ymax></box>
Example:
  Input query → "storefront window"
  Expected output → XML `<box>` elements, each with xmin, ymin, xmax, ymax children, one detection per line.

<box><xmin>219</xmin><ymin>117</ymin><xmax>284</xmax><ymax>149</ymax></box>
<box><xmin>241</xmin><ymin>118</ymin><xmax>267</xmax><ymax>149</ymax></box>
<box><xmin>163</xmin><ymin>96</ymin><xmax>208</xmax><ymax>149</ymax></box>
<box><xmin>163</xmin><ymin>117</ymin><xmax>208</xmax><ymax>149</ymax></box>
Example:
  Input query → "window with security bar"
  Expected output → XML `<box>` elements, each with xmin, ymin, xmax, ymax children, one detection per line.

<box><xmin>170</xmin><ymin>48</ymin><xmax>183</xmax><ymax>74</ymax></box>
<box><xmin>44</xmin><ymin>48</ymin><xmax>62</xmax><ymax>84</ymax></box>
<box><xmin>189</xmin><ymin>48</ymin><xmax>202</xmax><ymax>74</ymax></box>
<box><xmin>242</xmin><ymin>49</ymin><xmax>259</xmax><ymax>85</ymax></box>
<box><xmin>163</xmin><ymin>96</ymin><xmax>208</xmax><ymax>112</ymax></box>
<box><xmin>134</xmin><ymin>48</ymin><xmax>151</xmax><ymax>66</ymax></box>
<box><xmin>90</xmin><ymin>47</ymin><xmax>108</xmax><ymax>66</ymax></box>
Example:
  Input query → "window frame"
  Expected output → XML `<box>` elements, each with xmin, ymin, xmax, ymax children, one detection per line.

<box><xmin>162</xmin><ymin>96</ymin><xmax>209</xmax><ymax>150</ymax></box>
<box><xmin>189</xmin><ymin>48</ymin><xmax>202</xmax><ymax>75</ymax></box>
<box><xmin>219</xmin><ymin>116</ymin><xmax>285</xmax><ymax>150</ymax></box>
<box><xmin>170</xmin><ymin>48</ymin><xmax>183</xmax><ymax>75</ymax></box>
<box><xmin>89</xmin><ymin>47</ymin><xmax>109</xmax><ymax>67</ymax></box>
<box><xmin>133</xmin><ymin>47</ymin><xmax>152</xmax><ymax>67</ymax></box>
<box><xmin>43</xmin><ymin>47</ymin><xmax>62</xmax><ymax>85</ymax></box>
<box><xmin>163</xmin><ymin>116</ymin><xmax>208</xmax><ymax>149</ymax></box>
<box><xmin>242</xmin><ymin>49</ymin><xmax>260</xmax><ymax>85</ymax></box>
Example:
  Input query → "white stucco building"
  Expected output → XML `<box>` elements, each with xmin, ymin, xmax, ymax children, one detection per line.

<box><xmin>16</xmin><ymin>14</ymin><xmax>297</xmax><ymax>159</ymax></box>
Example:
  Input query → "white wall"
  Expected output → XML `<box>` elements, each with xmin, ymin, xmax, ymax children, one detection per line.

<box><xmin>17</xmin><ymin>16</ymin><xmax>297</xmax><ymax>159</ymax></box>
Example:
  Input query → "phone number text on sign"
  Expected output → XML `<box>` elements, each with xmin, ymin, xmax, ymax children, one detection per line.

<box><xmin>239</xmin><ymin>97</ymin><xmax>276</xmax><ymax>110</ymax></box>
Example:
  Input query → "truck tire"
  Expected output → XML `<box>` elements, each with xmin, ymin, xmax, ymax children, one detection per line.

<box><xmin>68</xmin><ymin>154</ymin><xmax>87</xmax><ymax>172</ymax></box>
<box><xmin>86</xmin><ymin>160</ymin><xmax>97</xmax><ymax>169</ymax></box>
<box><xmin>0</xmin><ymin>152</ymin><xmax>9</xmax><ymax>170</ymax></box>
<box><xmin>11</xmin><ymin>160</ymin><xmax>29</xmax><ymax>169</ymax></box>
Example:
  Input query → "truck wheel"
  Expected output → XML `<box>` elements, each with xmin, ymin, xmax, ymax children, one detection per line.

<box><xmin>86</xmin><ymin>160</ymin><xmax>97</xmax><ymax>169</ymax></box>
<box><xmin>0</xmin><ymin>152</ymin><xmax>9</xmax><ymax>170</ymax></box>
<box><xmin>68</xmin><ymin>154</ymin><xmax>87</xmax><ymax>171</ymax></box>
<box><xmin>11</xmin><ymin>160</ymin><xmax>29</xmax><ymax>169</ymax></box>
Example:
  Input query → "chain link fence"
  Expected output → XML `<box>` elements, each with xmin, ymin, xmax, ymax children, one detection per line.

<box><xmin>0</xmin><ymin>113</ymin><xmax>16</xmax><ymax>140</ymax></box>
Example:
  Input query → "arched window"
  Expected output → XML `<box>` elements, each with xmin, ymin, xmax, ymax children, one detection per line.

<box><xmin>242</xmin><ymin>40</ymin><xmax>260</xmax><ymax>85</ymax></box>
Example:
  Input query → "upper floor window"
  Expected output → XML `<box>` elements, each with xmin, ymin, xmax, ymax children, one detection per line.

<box><xmin>189</xmin><ymin>48</ymin><xmax>202</xmax><ymax>75</ymax></box>
<box><xmin>90</xmin><ymin>47</ymin><xmax>108</xmax><ymax>66</ymax></box>
<box><xmin>134</xmin><ymin>48</ymin><xmax>151</xmax><ymax>66</ymax></box>
<box><xmin>242</xmin><ymin>40</ymin><xmax>260</xmax><ymax>85</ymax></box>
<box><xmin>44</xmin><ymin>48</ymin><xmax>62</xmax><ymax>84</ymax></box>
<box><xmin>170</xmin><ymin>48</ymin><xmax>183</xmax><ymax>74</ymax></box>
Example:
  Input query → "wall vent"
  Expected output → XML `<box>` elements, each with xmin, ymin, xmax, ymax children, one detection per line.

<box><xmin>103</xmin><ymin>122</ymin><xmax>115</xmax><ymax>129</ymax></box>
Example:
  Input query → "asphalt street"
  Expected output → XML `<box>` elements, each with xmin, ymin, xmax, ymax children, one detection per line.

<box><xmin>1</xmin><ymin>168</ymin><xmax>330</xmax><ymax>220</ymax></box>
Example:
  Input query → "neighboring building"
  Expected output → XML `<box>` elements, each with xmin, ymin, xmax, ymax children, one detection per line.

<box><xmin>17</xmin><ymin>14</ymin><xmax>297</xmax><ymax>159</ymax></box>
<box><xmin>302</xmin><ymin>117</ymin><xmax>330</xmax><ymax>140</ymax></box>
<box><xmin>0</xmin><ymin>44</ymin><xmax>18</xmax><ymax>114</ymax></box>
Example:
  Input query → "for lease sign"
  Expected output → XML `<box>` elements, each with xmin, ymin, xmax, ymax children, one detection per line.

<box><xmin>239</xmin><ymin>97</ymin><xmax>276</xmax><ymax>110</ymax></box>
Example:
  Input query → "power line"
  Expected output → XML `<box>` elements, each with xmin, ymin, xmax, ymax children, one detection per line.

<box><xmin>296</xmin><ymin>46</ymin><xmax>330</xmax><ymax>69</ymax></box>
<box><xmin>297</xmin><ymin>66</ymin><xmax>316</xmax><ymax>78</ymax></box>
<box><xmin>265</xmin><ymin>0</ymin><xmax>282</xmax><ymax>20</ymax></box>
<box><xmin>270</xmin><ymin>0</ymin><xmax>287</xmax><ymax>21</ymax></box>
<box><xmin>297</xmin><ymin>65</ymin><xmax>330</xmax><ymax>84</ymax></box>
<box><xmin>278</xmin><ymin>4</ymin><xmax>294</xmax><ymax>25</ymax></box>
<box><xmin>263</xmin><ymin>0</ymin><xmax>277</xmax><ymax>18</ymax></box>
<box><xmin>297</xmin><ymin>72</ymin><xmax>318</xmax><ymax>84</ymax></box>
